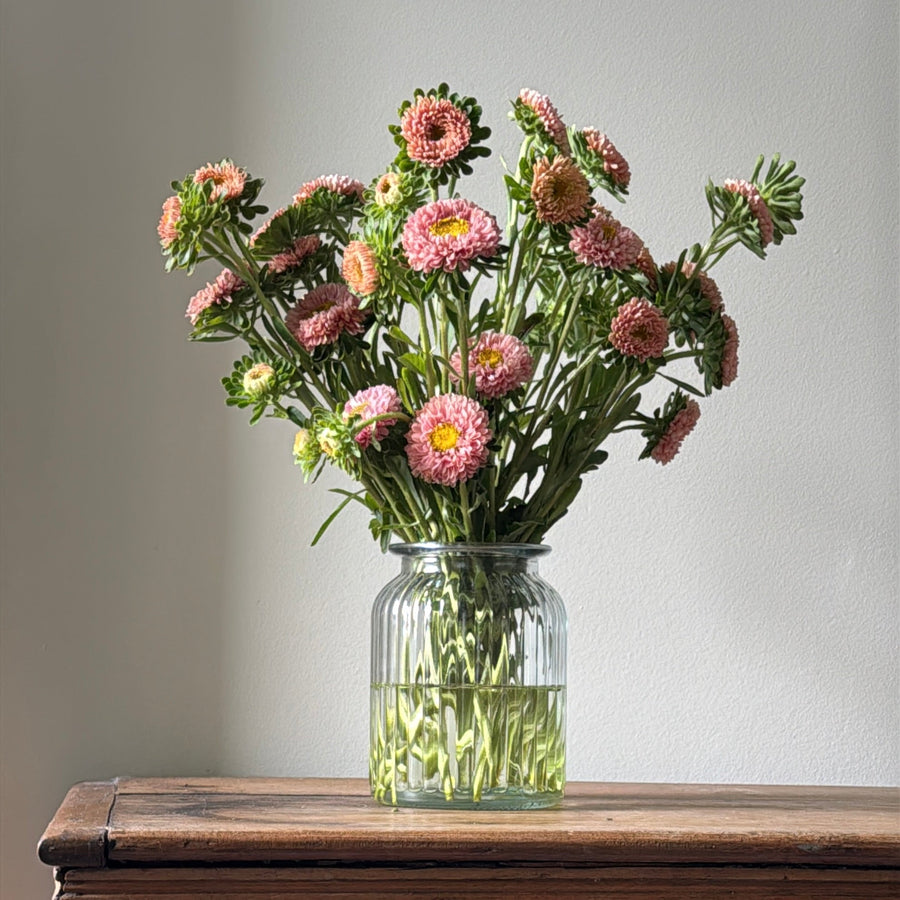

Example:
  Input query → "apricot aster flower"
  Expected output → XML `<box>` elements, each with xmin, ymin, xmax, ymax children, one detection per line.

<box><xmin>583</xmin><ymin>129</ymin><xmax>631</xmax><ymax>188</ymax></box>
<box><xmin>651</xmin><ymin>398</ymin><xmax>701</xmax><ymax>465</ymax></box>
<box><xmin>293</xmin><ymin>174</ymin><xmax>365</xmax><ymax>204</ymax></box>
<box><xmin>402</xmin><ymin>198</ymin><xmax>501</xmax><ymax>273</ymax></box>
<box><xmin>406</xmin><ymin>394</ymin><xmax>492</xmax><ymax>486</ymax></box>
<box><xmin>401</xmin><ymin>96</ymin><xmax>472</xmax><ymax>167</ymax></box>
<box><xmin>569</xmin><ymin>208</ymin><xmax>644</xmax><ymax>270</ymax></box>
<box><xmin>531</xmin><ymin>156</ymin><xmax>591</xmax><ymax>224</ymax></box>
<box><xmin>609</xmin><ymin>297</ymin><xmax>669</xmax><ymax>363</ymax></box>
<box><xmin>724</xmin><ymin>178</ymin><xmax>775</xmax><ymax>247</ymax></box>
<box><xmin>185</xmin><ymin>268</ymin><xmax>245</xmax><ymax>325</ymax></box>
<box><xmin>342</xmin><ymin>240</ymin><xmax>380</xmax><ymax>295</ymax></box>
<box><xmin>157</xmin><ymin>196</ymin><xmax>181</xmax><ymax>247</ymax></box>
<box><xmin>451</xmin><ymin>332</ymin><xmax>534</xmax><ymax>399</ymax></box>
<box><xmin>720</xmin><ymin>313</ymin><xmax>739</xmax><ymax>387</ymax></box>
<box><xmin>518</xmin><ymin>89</ymin><xmax>571</xmax><ymax>154</ymax></box>
<box><xmin>285</xmin><ymin>283</ymin><xmax>367</xmax><ymax>352</ymax></box>
<box><xmin>343</xmin><ymin>385</ymin><xmax>402</xmax><ymax>449</ymax></box>
<box><xmin>193</xmin><ymin>161</ymin><xmax>246</xmax><ymax>201</ymax></box>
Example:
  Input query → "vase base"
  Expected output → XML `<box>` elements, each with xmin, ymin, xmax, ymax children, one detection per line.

<box><xmin>372</xmin><ymin>787</ymin><xmax>564</xmax><ymax>810</ymax></box>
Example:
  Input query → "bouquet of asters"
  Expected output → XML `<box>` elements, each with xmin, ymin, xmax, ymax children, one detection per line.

<box><xmin>158</xmin><ymin>87</ymin><xmax>803</xmax><ymax>808</ymax></box>
<box><xmin>157</xmin><ymin>85</ymin><xmax>803</xmax><ymax>550</ymax></box>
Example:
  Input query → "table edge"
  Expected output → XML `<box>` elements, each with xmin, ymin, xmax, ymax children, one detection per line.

<box><xmin>38</xmin><ymin>777</ymin><xmax>900</xmax><ymax>869</ymax></box>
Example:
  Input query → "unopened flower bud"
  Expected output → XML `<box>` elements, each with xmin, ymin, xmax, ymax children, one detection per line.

<box><xmin>243</xmin><ymin>363</ymin><xmax>276</xmax><ymax>398</ymax></box>
<box><xmin>374</xmin><ymin>172</ymin><xmax>402</xmax><ymax>207</ymax></box>
<box><xmin>318</xmin><ymin>427</ymin><xmax>341</xmax><ymax>458</ymax></box>
<box><xmin>292</xmin><ymin>428</ymin><xmax>312</xmax><ymax>460</ymax></box>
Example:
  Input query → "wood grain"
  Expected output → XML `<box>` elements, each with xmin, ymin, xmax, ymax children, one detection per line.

<box><xmin>38</xmin><ymin>777</ymin><xmax>900</xmax><ymax>900</ymax></box>
<box><xmin>99</xmin><ymin>778</ymin><xmax>900</xmax><ymax>867</ymax></box>
<box><xmin>57</xmin><ymin>863</ymin><xmax>900</xmax><ymax>900</ymax></box>
<box><xmin>37</xmin><ymin>781</ymin><xmax>116</xmax><ymax>867</ymax></box>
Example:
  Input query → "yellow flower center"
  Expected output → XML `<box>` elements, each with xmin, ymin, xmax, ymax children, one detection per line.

<box><xmin>429</xmin><ymin>216</ymin><xmax>470</xmax><ymax>238</ymax></box>
<box><xmin>475</xmin><ymin>347</ymin><xmax>504</xmax><ymax>369</ymax></box>
<box><xmin>601</xmin><ymin>222</ymin><xmax>618</xmax><ymax>241</ymax></box>
<box><xmin>429</xmin><ymin>422</ymin><xmax>460</xmax><ymax>452</ymax></box>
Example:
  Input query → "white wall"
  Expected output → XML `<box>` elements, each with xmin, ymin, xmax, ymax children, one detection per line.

<box><xmin>1</xmin><ymin>0</ymin><xmax>897</xmax><ymax>895</ymax></box>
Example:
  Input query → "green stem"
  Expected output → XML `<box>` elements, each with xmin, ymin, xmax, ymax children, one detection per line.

<box><xmin>459</xmin><ymin>481</ymin><xmax>475</xmax><ymax>541</ymax></box>
<box><xmin>498</xmin><ymin>275</ymin><xmax>588</xmax><ymax>505</ymax></box>
<box><xmin>453</xmin><ymin>278</ymin><xmax>472</xmax><ymax>396</ymax></box>
<box><xmin>417</xmin><ymin>301</ymin><xmax>437</xmax><ymax>395</ymax></box>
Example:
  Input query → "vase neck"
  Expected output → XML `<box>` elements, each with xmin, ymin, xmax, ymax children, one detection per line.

<box><xmin>390</xmin><ymin>542</ymin><xmax>549</xmax><ymax>576</ymax></box>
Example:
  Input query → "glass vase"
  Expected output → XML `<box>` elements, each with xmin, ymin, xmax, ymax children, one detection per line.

<box><xmin>370</xmin><ymin>543</ymin><xmax>567</xmax><ymax>809</ymax></box>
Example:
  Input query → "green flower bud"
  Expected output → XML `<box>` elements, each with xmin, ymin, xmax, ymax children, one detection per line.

<box><xmin>293</xmin><ymin>428</ymin><xmax>312</xmax><ymax>459</ymax></box>
<box><xmin>317</xmin><ymin>426</ymin><xmax>341</xmax><ymax>459</ymax></box>
<box><xmin>243</xmin><ymin>363</ymin><xmax>276</xmax><ymax>399</ymax></box>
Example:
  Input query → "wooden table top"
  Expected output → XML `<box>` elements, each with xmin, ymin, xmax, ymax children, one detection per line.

<box><xmin>39</xmin><ymin>777</ymin><xmax>900</xmax><ymax>870</ymax></box>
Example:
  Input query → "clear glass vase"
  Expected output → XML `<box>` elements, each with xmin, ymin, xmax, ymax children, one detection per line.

<box><xmin>370</xmin><ymin>543</ymin><xmax>567</xmax><ymax>809</ymax></box>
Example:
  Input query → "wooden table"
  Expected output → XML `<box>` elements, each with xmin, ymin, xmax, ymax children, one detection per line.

<box><xmin>39</xmin><ymin>777</ymin><xmax>899</xmax><ymax>898</ymax></box>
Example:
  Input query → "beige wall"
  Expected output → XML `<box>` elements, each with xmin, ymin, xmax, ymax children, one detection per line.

<box><xmin>2</xmin><ymin>1</ymin><xmax>898</xmax><ymax>896</ymax></box>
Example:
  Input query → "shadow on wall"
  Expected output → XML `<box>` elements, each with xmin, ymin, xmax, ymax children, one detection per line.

<box><xmin>0</xmin><ymin>2</ymin><xmax>242</xmax><ymax>897</ymax></box>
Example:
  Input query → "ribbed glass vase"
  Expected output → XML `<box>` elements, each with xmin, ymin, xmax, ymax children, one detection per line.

<box><xmin>370</xmin><ymin>543</ymin><xmax>567</xmax><ymax>809</ymax></box>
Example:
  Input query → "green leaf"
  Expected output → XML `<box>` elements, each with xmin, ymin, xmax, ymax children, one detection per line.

<box><xmin>397</xmin><ymin>352</ymin><xmax>425</xmax><ymax>375</ymax></box>
<box><xmin>311</xmin><ymin>490</ymin><xmax>363</xmax><ymax>546</ymax></box>
<box><xmin>286</xmin><ymin>406</ymin><xmax>307</xmax><ymax>427</ymax></box>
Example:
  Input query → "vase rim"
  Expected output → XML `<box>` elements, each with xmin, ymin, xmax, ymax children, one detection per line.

<box><xmin>389</xmin><ymin>542</ymin><xmax>550</xmax><ymax>558</ymax></box>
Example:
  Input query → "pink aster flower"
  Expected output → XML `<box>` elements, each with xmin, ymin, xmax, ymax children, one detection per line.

<box><xmin>569</xmin><ymin>208</ymin><xmax>644</xmax><ymax>270</ymax></box>
<box><xmin>401</xmin><ymin>198</ymin><xmax>501</xmax><ymax>273</ymax></box>
<box><xmin>267</xmin><ymin>235</ymin><xmax>321</xmax><ymax>273</ymax></box>
<box><xmin>157</xmin><ymin>196</ymin><xmax>181</xmax><ymax>247</ymax></box>
<box><xmin>186</xmin><ymin>286</ymin><xmax>216</xmax><ymax>325</ymax></box>
<box><xmin>583</xmin><ymin>128</ymin><xmax>631</xmax><ymax>188</ymax></box>
<box><xmin>531</xmin><ymin>156</ymin><xmax>591</xmax><ymax>224</ymax></box>
<box><xmin>720</xmin><ymin>313</ymin><xmax>739</xmax><ymax>387</ymax></box>
<box><xmin>400</xmin><ymin>95</ymin><xmax>472</xmax><ymax>168</ymax></box>
<box><xmin>682</xmin><ymin>261</ymin><xmax>723</xmax><ymax>312</ymax></box>
<box><xmin>185</xmin><ymin>268</ymin><xmax>245</xmax><ymax>325</ymax></box>
<box><xmin>406</xmin><ymin>394</ymin><xmax>492</xmax><ymax>487</ymax></box>
<box><xmin>249</xmin><ymin>207</ymin><xmax>286</xmax><ymax>247</ymax></box>
<box><xmin>193</xmin><ymin>161</ymin><xmax>246</xmax><ymax>201</ymax></box>
<box><xmin>635</xmin><ymin>246</ymin><xmax>658</xmax><ymax>291</ymax></box>
<box><xmin>651</xmin><ymin>398</ymin><xmax>701</xmax><ymax>465</ymax></box>
<box><xmin>293</xmin><ymin>174</ymin><xmax>365</xmax><ymax>204</ymax></box>
<box><xmin>663</xmin><ymin>260</ymin><xmax>723</xmax><ymax>313</ymax></box>
<box><xmin>343</xmin><ymin>385</ymin><xmax>402</xmax><ymax>449</ymax></box>
<box><xmin>285</xmin><ymin>283</ymin><xmax>367</xmax><ymax>352</ymax></box>
<box><xmin>609</xmin><ymin>297</ymin><xmax>669</xmax><ymax>363</ymax></box>
<box><xmin>342</xmin><ymin>240</ymin><xmax>380</xmax><ymax>295</ymax></box>
<box><xmin>450</xmin><ymin>332</ymin><xmax>535</xmax><ymax>399</ymax></box>
<box><xmin>518</xmin><ymin>89</ymin><xmax>571</xmax><ymax>154</ymax></box>
<box><xmin>723</xmin><ymin>178</ymin><xmax>775</xmax><ymax>247</ymax></box>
